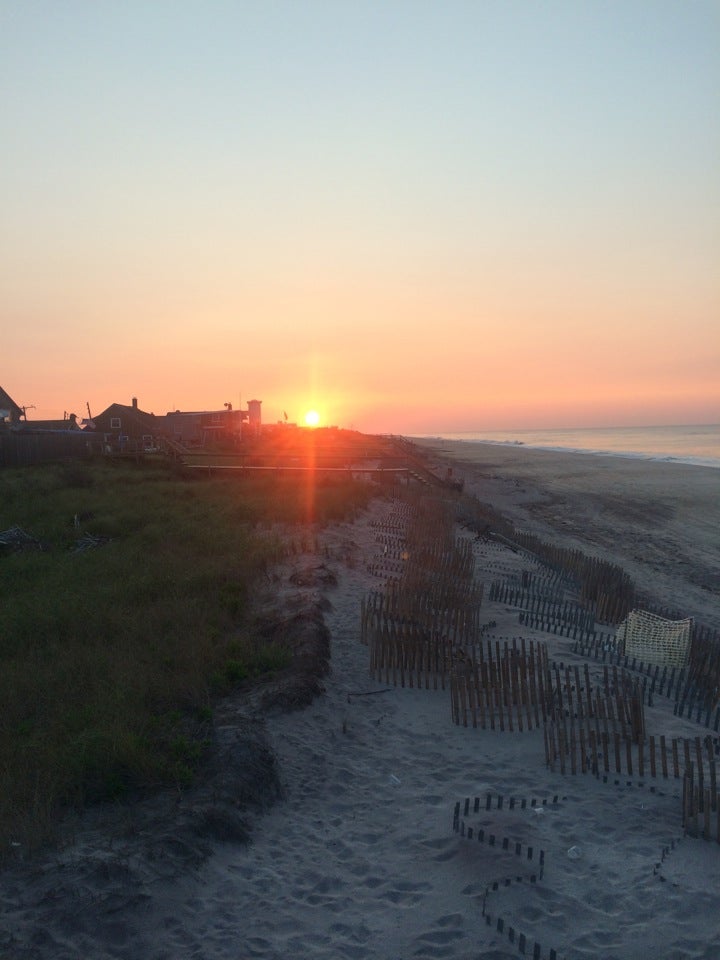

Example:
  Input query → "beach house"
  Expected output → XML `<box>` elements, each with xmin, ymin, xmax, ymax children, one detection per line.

<box><xmin>91</xmin><ymin>398</ymin><xmax>161</xmax><ymax>450</ymax></box>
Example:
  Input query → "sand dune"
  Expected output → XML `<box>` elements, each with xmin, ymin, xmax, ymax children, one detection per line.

<box><xmin>2</xmin><ymin>447</ymin><xmax>719</xmax><ymax>959</ymax></box>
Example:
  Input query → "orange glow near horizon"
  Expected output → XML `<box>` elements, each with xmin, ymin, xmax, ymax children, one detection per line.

<box><xmin>5</xmin><ymin>319</ymin><xmax>719</xmax><ymax>435</ymax></box>
<box><xmin>2</xmin><ymin>5</ymin><xmax>717</xmax><ymax>437</ymax></box>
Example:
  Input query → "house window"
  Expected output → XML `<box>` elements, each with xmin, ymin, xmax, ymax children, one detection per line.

<box><xmin>211</xmin><ymin>413</ymin><xmax>222</xmax><ymax>423</ymax></box>
<box><xmin>110</xmin><ymin>418</ymin><xmax>121</xmax><ymax>429</ymax></box>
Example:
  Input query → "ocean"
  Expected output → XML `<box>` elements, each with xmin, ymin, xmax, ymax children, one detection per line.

<box><xmin>412</xmin><ymin>424</ymin><xmax>720</xmax><ymax>469</ymax></box>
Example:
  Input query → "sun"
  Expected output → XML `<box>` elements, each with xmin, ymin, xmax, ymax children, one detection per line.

<box><xmin>304</xmin><ymin>409</ymin><xmax>320</xmax><ymax>427</ymax></box>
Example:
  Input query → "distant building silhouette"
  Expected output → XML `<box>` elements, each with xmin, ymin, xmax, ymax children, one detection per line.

<box><xmin>0</xmin><ymin>386</ymin><xmax>23</xmax><ymax>427</ymax></box>
<box><xmin>92</xmin><ymin>397</ymin><xmax>159</xmax><ymax>445</ymax></box>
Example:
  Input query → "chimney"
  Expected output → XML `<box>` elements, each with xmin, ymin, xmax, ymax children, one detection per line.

<box><xmin>132</xmin><ymin>397</ymin><xmax>138</xmax><ymax>409</ymax></box>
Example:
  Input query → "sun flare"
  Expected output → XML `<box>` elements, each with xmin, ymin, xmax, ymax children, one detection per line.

<box><xmin>304</xmin><ymin>409</ymin><xmax>320</xmax><ymax>427</ymax></box>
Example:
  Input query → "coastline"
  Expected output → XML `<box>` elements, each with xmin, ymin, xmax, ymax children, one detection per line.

<box><xmin>407</xmin><ymin>423</ymin><xmax>720</xmax><ymax>470</ymax></box>
<box><xmin>413</xmin><ymin>437</ymin><xmax>720</xmax><ymax>632</ymax></box>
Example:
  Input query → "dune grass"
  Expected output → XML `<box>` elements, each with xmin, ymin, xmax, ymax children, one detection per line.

<box><xmin>0</xmin><ymin>458</ymin><xmax>376</xmax><ymax>858</ymax></box>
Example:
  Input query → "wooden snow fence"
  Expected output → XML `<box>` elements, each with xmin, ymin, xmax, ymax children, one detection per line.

<box><xmin>502</xmin><ymin>533</ymin><xmax>635</xmax><ymax>625</ymax></box>
<box><xmin>361</xmin><ymin>492</ymin><xmax>487</xmax><ymax>688</ymax></box>
<box><xmin>450</xmin><ymin>638</ymin><xmax>553</xmax><ymax>731</ymax></box>
<box><xmin>544</xmin><ymin>722</ymin><xmax>716</xmax><ymax>787</ymax></box>
<box><xmin>381</xmin><ymin>575</ymin><xmax>484</xmax><ymax>624</ymax></box>
<box><xmin>399</xmin><ymin>539</ymin><xmax>477</xmax><ymax>603</ymax></box>
<box><xmin>682</xmin><ymin>753</ymin><xmax>720</xmax><ymax>842</ymax></box>
<box><xmin>366</xmin><ymin>618</ymin><xmax>456</xmax><ymax>689</ymax></box>
<box><xmin>402</xmin><ymin>494</ymin><xmax>457</xmax><ymax>545</ymax></box>
<box><xmin>361</xmin><ymin>588</ymin><xmax>484</xmax><ymax>690</ymax></box>
<box><xmin>369</xmin><ymin>510</ymin><xmax>414</xmax><ymax>535</ymax></box>
<box><xmin>360</xmin><ymin>586</ymin><xmax>484</xmax><ymax>647</ymax></box>
<box><xmin>488</xmin><ymin>578</ymin><xmax>622</xmax><ymax>643</ymax></box>
<box><xmin>551</xmin><ymin>663</ymin><xmax>646</xmax><ymax>741</ymax></box>
<box><xmin>687</xmin><ymin>624</ymin><xmax>720</xmax><ymax>711</ymax></box>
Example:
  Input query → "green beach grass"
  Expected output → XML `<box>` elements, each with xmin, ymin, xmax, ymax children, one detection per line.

<box><xmin>0</xmin><ymin>458</ymin><xmax>376</xmax><ymax>859</ymax></box>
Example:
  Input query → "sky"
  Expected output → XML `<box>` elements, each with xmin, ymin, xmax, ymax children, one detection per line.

<box><xmin>2</xmin><ymin>0</ymin><xmax>719</xmax><ymax>434</ymax></box>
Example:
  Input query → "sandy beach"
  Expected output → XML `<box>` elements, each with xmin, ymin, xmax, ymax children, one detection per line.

<box><xmin>415</xmin><ymin>439</ymin><xmax>720</xmax><ymax>632</ymax></box>
<box><xmin>2</xmin><ymin>444</ymin><xmax>720</xmax><ymax>959</ymax></box>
